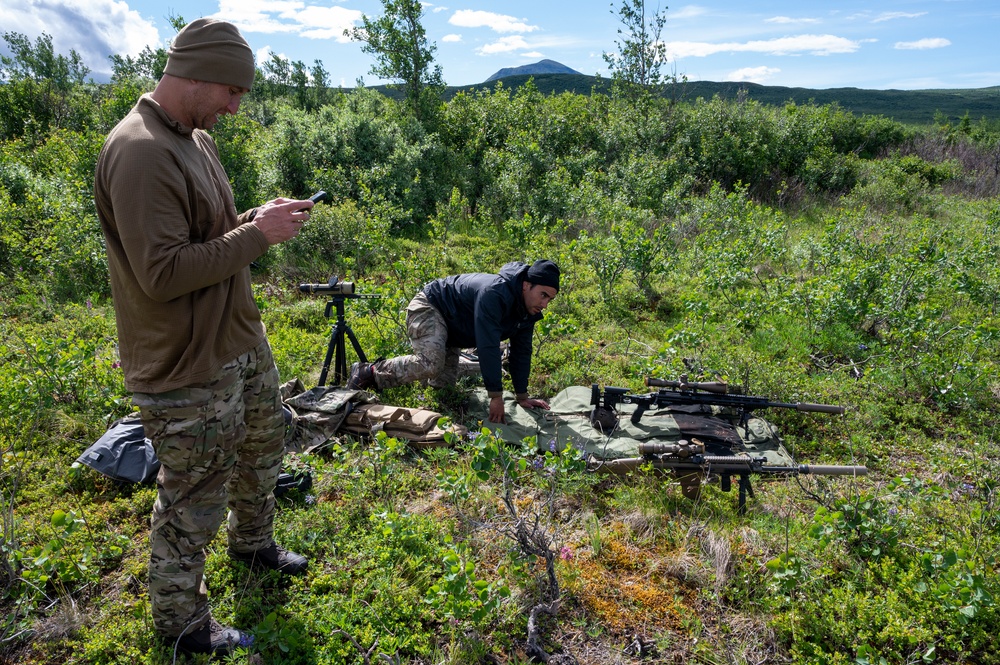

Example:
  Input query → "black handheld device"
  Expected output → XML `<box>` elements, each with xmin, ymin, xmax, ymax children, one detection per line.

<box><xmin>297</xmin><ymin>191</ymin><xmax>327</xmax><ymax>214</ymax></box>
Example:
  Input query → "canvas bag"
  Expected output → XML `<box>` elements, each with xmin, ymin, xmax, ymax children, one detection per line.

<box><xmin>342</xmin><ymin>403</ymin><xmax>468</xmax><ymax>448</ymax></box>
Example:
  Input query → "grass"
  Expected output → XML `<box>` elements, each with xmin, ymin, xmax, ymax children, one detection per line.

<box><xmin>3</xmin><ymin>181</ymin><xmax>1000</xmax><ymax>664</ymax></box>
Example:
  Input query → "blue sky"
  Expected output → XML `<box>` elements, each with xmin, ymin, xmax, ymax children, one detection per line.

<box><xmin>1</xmin><ymin>0</ymin><xmax>998</xmax><ymax>90</ymax></box>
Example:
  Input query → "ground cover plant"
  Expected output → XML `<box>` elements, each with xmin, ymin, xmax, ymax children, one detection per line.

<box><xmin>2</xmin><ymin>25</ymin><xmax>1000</xmax><ymax>665</ymax></box>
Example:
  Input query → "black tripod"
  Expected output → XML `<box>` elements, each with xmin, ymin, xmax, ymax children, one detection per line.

<box><xmin>319</xmin><ymin>295</ymin><xmax>372</xmax><ymax>386</ymax></box>
<box><xmin>300</xmin><ymin>277</ymin><xmax>379</xmax><ymax>386</ymax></box>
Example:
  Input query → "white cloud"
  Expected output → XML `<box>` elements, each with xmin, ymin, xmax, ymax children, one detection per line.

<box><xmin>666</xmin><ymin>34</ymin><xmax>863</xmax><ymax>59</ymax></box>
<box><xmin>256</xmin><ymin>46</ymin><xmax>275</xmax><ymax>65</ymax></box>
<box><xmin>213</xmin><ymin>0</ymin><xmax>304</xmax><ymax>33</ymax></box>
<box><xmin>728</xmin><ymin>66</ymin><xmax>781</xmax><ymax>83</ymax></box>
<box><xmin>895</xmin><ymin>38</ymin><xmax>951</xmax><ymax>50</ymax></box>
<box><xmin>0</xmin><ymin>0</ymin><xmax>161</xmax><ymax>78</ymax></box>
<box><xmin>478</xmin><ymin>35</ymin><xmax>530</xmax><ymax>55</ymax></box>
<box><xmin>521</xmin><ymin>51</ymin><xmax>544</xmax><ymax>58</ymax></box>
<box><xmin>449</xmin><ymin>10</ymin><xmax>537</xmax><ymax>33</ymax></box>
<box><xmin>873</xmin><ymin>11</ymin><xmax>926</xmax><ymax>23</ymax></box>
<box><xmin>766</xmin><ymin>16</ymin><xmax>821</xmax><ymax>25</ymax></box>
<box><xmin>669</xmin><ymin>5</ymin><xmax>708</xmax><ymax>20</ymax></box>
<box><xmin>442</xmin><ymin>34</ymin><xmax>463</xmax><ymax>43</ymax></box>
<box><xmin>215</xmin><ymin>0</ymin><xmax>362</xmax><ymax>41</ymax></box>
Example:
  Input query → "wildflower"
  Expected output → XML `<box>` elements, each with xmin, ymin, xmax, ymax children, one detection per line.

<box><xmin>888</xmin><ymin>507</ymin><xmax>898</xmax><ymax>516</ymax></box>
<box><xmin>305</xmin><ymin>495</ymin><xmax>316</xmax><ymax>505</ymax></box>
<box><xmin>239</xmin><ymin>633</ymin><xmax>255</xmax><ymax>648</ymax></box>
<box><xmin>86</xmin><ymin>299</ymin><xmax>92</xmax><ymax>310</ymax></box>
<box><xmin>112</xmin><ymin>361</ymin><xmax>121</xmax><ymax>369</ymax></box>
<box><xmin>533</xmin><ymin>458</ymin><xmax>544</xmax><ymax>470</ymax></box>
<box><xmin>559</xmin><ymin>545</ymin><xmax>573</xmax><ymax>561</ymax></box>
<box><xmin>548</xmin><ymin>439</ymin><xmax>557</xmax><ymax>453</ymax></box>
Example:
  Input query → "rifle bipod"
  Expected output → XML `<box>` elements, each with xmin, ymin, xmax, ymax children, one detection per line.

<box><xmin>719</xmin><ymin>472</ymin><xmax>756</xmax><ymax>515</ymax></box>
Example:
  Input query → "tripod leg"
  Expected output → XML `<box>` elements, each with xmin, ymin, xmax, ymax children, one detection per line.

<box><xmin>333</xmin><ymin>322</ymin><xmax>349</xmax><ymax>387</ymax></box>
<box><xmin>345</xmin><ymin>325</ymin><xmax>369</xmax><ymax>364</ymax></box>
<box><xmin>318</xmin><ymin>330</ymin><xmax>337</xmax><ymax>387</ymax></box>
<box><xmin>331</xmin><ymin>323</ymin><xmax>368</xmax><ymax>387</ymax></box>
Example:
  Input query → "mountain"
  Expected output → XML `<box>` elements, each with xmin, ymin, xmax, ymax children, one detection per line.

<box><xmin>485</xmin><ymin>59</ymin><xmax>582</xmax><ymax>82</ymax></box>
<box><xmin>453</xmin><ymin>73</ymin><xmax>1000</xmax><ymax>126</ymax></box>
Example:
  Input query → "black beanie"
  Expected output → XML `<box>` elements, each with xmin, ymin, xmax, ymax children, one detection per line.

<box><xmin>525</xmin><ymin>259</ymin><xmax>560</xmax><ymax>291</ymax></box>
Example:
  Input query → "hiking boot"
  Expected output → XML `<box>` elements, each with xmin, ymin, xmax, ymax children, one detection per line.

<box><xmin>229</xmin><ymin>542</ymin><xmax>308</xmax><ymax>576</ymax></box>
<box><xmin>172</xmin><ymin>618</ymin><xmax>253</xmax><ymax>656</ymax></box>
<box><xmin>347</xmin><ymin>361</ymin><xmax>378</xmax><ymax>390</ymax></box>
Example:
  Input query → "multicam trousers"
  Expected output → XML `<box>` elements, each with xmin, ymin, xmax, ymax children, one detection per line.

<box><xmin>132</xmin><ymin>338</ymin><xmax>285</xmax><ymax>637</ymax></box>
<box><xmin>374</xmin><ymin>291</ymin><xmax>478</xmax><ymax>389</ymax></box>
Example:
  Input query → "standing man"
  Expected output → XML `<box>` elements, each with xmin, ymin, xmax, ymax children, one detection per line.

<box><xmin>95</xmin><ymin>18</ymin><xmax>311</xmax><ymax>656</ymax></box>
<box><xmin>348</xmin><ymin>259</ymin><xmax>560</xmax><ymax>423</ymax></box>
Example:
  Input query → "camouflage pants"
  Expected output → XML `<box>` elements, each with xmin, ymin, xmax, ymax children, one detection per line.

<box><xmin>132</xmin><ymin>338</ymin><xmax>285</xmax><ymax>637</ymax></box>
<box><xmin>374</xmin><ymin>291</ymin><xmax>478</xmax><ymax>389</ymax></box>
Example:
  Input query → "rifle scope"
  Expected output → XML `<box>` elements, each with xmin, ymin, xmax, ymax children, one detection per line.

<box><xmin>299</xmin><ymin>278</ymin><xmax>356</xmax><ymax>295</ymax></box>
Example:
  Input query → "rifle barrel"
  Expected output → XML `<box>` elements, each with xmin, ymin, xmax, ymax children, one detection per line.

<box><xmin>600</xmin><ymin>451</ymin><xmax>868</xmax><ymax>478</ymax></box>
<box><xmin>799</xmin><ymin>464</ymin><xmax>868</xmax><ymax>476</ymax></box>
<box><xmin>792</xmin><ymin>402</ymin><xmax>846</xmax><ymax>414</ymax></box>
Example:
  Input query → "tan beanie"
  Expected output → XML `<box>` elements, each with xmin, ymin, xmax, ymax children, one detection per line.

<box><xmin>164</xmin><ymin>18</ymin><xmax>255</xmax><ymax>90</ymax></box>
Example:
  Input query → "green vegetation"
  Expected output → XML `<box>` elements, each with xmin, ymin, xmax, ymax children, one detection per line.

<box><xmin>440</xmin><ymin>76</ymin><xmax>1000</xmax><ymax>128</ymax></box>
<box><xmin>3</xmin><ymin>20</ymin><xmax>1000</xmax><ymax>665</ymax></box>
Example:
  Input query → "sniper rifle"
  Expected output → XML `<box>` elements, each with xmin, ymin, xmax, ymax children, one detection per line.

<box><xmin>591</xmin><ymin>377</ymin><xmax>846</xmax><ymax>427</ymax></box>
<box><xmin>588</xmin><ymin>378</ymin><xmax>866</xmax><ymax>512</ymax></box>
<box><xmin>595</xmin><ymin>439</ymin><xmax>867</xmax><ymax>513</ymax></box>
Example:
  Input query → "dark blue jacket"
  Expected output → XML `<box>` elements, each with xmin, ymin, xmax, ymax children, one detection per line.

<box><xmin>423</xmin><ymin>261</ymin><xmax>543</xmax><ymax>396</ymax></box>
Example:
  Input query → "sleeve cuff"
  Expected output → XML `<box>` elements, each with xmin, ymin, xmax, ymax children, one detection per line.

<box><xmin>515</xmin><ymin>392</ymin><xmax>529</xmax><ymax>402</ymax></box>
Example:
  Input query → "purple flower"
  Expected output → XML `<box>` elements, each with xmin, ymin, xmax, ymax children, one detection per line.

<box><xmin>239</xmin><ymin>634</ymin><xmax>255</xmax><ymax>648</ymax></box>
<box><xmin>559</xmin><ymin>545</ymin><xmax>573</xmax><ymax>560</ymax></box>
<box><xmin>548</xmin><ymin>439</ymin><xmax>557</xmax><ymax>452</ymax></box>
<box><xmin>533</xmin><ymin>458</ymin><xmax>544</xmax><ymax>470</ymax></box>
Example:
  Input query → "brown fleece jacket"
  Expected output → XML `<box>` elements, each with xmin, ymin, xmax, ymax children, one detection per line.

<box><xmin>94</xmin><ymin>94</ymin><xmax>270</xmax><ymax>393</ymax></box>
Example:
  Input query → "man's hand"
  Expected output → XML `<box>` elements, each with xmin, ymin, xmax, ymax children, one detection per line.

<box><xmin>252</xmin><ymin>197</ymin><xmax>314</xmax><ymax>245</ymax></box>
<box><xmin>517</xmin><ymin>396</ymin><xmax>550</xmax><ymax>411</ymax></box>
<box><xmin>488</xmin><ymin>395</ymin><xmax>507</xmax><ymax>423</ymax></box>
<box><xmin>489</xmin><ymin>396</ymin><xmax>550</xmax><ymax>423</ymax></box>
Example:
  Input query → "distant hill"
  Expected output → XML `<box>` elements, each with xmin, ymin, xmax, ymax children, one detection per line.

<box><xmin>485</xmin><ymin>60</ymin><xmax>582</xmax><ymax>82</ymax></box>
<box><xmin>367</xmin><ymin>72</ymin><xmax>999</xmax><ymax>125</ymax></box>
<box><xmin>448</xmin><ymin>73</ymin><xmax>1000</xmax><ymax>126</ymax></box>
